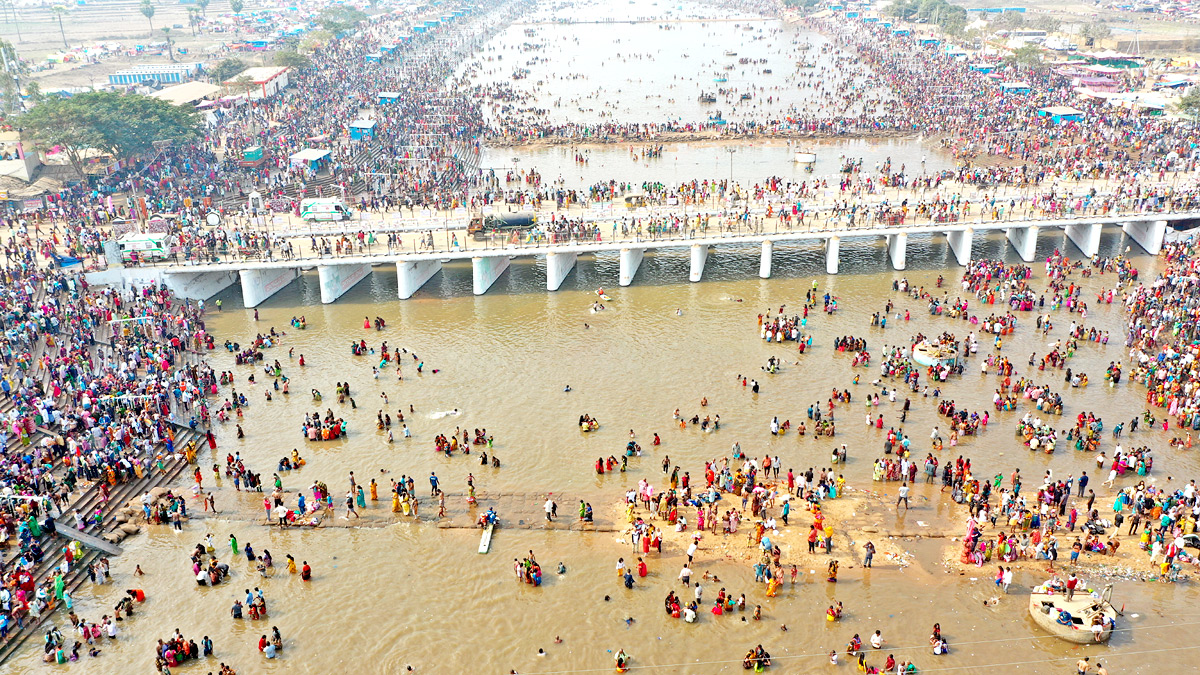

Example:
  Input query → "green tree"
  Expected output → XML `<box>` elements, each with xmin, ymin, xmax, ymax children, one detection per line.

<box><xmin>941</xmin><ymin>12</ymin><xmax>967</xmax><ymax>37</ymax></box>
<box><xmin>50</xmin><ymin>5</ymin><xmax>69</xmax><ymax>49</ymax></box>
<box><xmin>139</xmin><ymin>0</ymin><xmax>155</xmax><ymax>37</ymax></box>
<box><xmin>1082</xmin><ymin>20</ymin><xmax>1111</xmax><ymax>42</ymax></box>
<box><xmin>887</xmin><ymin>0</ymin><xmax>967</xmax><ymax>33</ymax></box>
<box><xmin>887</xmin><ymin>0</ymin><xmax>919</xmax><ymax>19</ymax></box>
<box><xmin>210</xmin><ymin>57</ymin><xmax>245</xmax><ymax>83</ymax></box>
<box><xmin>20</xmin><ymin>95</ymin><xmax>104</xmax><ymax>176</ymax></box>
<box><xmin>24</xmin><ymin>80</ymin><xmax>42</xmax><ymax>105</ymax></box>
<box><xmin>161</xmin><ymin>27</ymin><xmax>175</xmax><ymax>62</ymax></box>
<box><xmin>1032</xmin><ymin>16</ymin><xmax>1061</xmax><ymax>33</ymax></box>
<box><xmin>317</xmin><ymin>6</ymin><xmax>367</xmax><ymax>34</ymax></box>
<box><xmin>0</xmin><ymin>38</ymin><xmax>23</xmax><ymax>115</ymax></box>
<box><xmin>197</xmin><ymin>0</ymin><xmax>209</xmax><ymax>15</ymax></box>
<box><xmin>187</xmin><ymin>7</ymin><xmax>200</xmax><ymax>36</ymax></box>
<box><xmin>299</xmin><ymin>30</ymin><xmax>332</xmax><ymax>53</ymax></box>
<box><xmin>272</xmin><ymin>49</ymin><xmax>310</xmax><ymax>69</ymax></box>
<box><xmin>1006</xmin><ymin>43</ymin><xmax>1043</xmax><ymax>71</ymax></box>
<box><xmin>230</xmin><ymin>0</ymin><xmax>243</xmax><ymax>38</ymax></box>
<box><xmin>229</xmin><ymin>74</ymin><xmax>256</xmax><ymax>99</ymax></box>
<box><xmin>995</xmin><ymin>10</ymin><xmax>1025</xmax><ymax>28</ymax></box>
<box><xmin>22</xmin><ymin>91</ymin><xmax>200</xmax><ymax>177</ymax></box>
<box><xmin>1175</xmin><ymin>87</ymin><xmax>1200</xmax><ymax>124</ymax></box>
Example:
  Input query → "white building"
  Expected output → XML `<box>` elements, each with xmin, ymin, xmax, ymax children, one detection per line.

<box><xmin>223</xmin><ymin>66</ymin><xmax>290</xmax><ymax>100</ymax></box>
<box><xmin>0</xmin><ymin>130</ymin><xmax>41</xmax><ymax>183</ymax></box>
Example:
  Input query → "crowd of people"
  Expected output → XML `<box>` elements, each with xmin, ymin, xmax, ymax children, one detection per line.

<box><xmin>12</xmin><ymin>0</ymin><xmax>1200</xmax><ymax>671</ymax></box>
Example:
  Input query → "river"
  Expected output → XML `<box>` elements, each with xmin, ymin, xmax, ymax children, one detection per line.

<box><xmin>13</xmin><ymin>1</ymin><xmax>1200</xmax><ymax>673</ymax></box>
<box><xmin>14</xmin><ymin>226</ymin><xmax>1200</xmax><ymax>674</ymax></box>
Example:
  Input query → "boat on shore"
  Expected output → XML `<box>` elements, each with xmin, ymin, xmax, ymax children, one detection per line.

<box><xmin>1028</xmin><ymin>583</ymin><xmax>1118</xmax><ymax>643</ymax></box>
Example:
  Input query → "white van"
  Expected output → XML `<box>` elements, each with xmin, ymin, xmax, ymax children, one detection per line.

<box><xmin>300</xmin><ymin>198</ymin><xmax>354</xmax><ymax>222</ymax></box>
<box><xmin>118</xmin><ymin>232</ymin><xmax>171</xmax><ymax>263</ymax></box>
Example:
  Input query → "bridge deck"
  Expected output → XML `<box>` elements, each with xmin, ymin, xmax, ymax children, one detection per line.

<box><xmin>158</xmin><ymin>210</ymin><xmax>1189</xmax><ymax>274</ymax></box>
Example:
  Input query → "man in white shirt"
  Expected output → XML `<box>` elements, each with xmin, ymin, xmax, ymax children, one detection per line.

<box><xmin>678</xmin><ymin>565</ymin><xmax>692</xmax><ymax>586</ymax></box>
<box><xmin>544</xmin><ymin>498</ymin><xmax>555</xmax><ymax>522</ymax></box>
<box><xmin>897</xmin><ymin>483</ymin><xmax>910</xmax><ymax>510</ymax></box>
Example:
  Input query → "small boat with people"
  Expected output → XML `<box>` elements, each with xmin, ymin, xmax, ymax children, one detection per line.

<box><xmin>911</xmin><ymin>341</ymin><xmax>959</xmax><ymax>369</ymax></box>
<box><xmin>1028</xmin><ymin>581</ymin><xmax>1118</xmax><ymax>643</ymax></box>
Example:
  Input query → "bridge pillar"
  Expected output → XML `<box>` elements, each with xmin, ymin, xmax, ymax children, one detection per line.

<box><xmin>317</xmin><ymin>263</ymin><xmax>372</xmax><ymax>304</ymax></box>
<box><xmin>1122</xmin><ymin>219</ymin><xmax>1167</xmax><ymax>256</ymax></box>
<box><xmin>396</xmin><ymin>259</ymin><xmax>442</xmax><ymax>299</ymax></box>
<box><xmin>946</xmin><ymin>228</ymin><xmax>973</xmax><ymax>266</ymax></box>
<box><xmin>826</xmin><ymin>236</ymin><xmax>840</xmax><ymax>275</ymax></box>
<box><xmin>886</xmin><ymin>232</ymin><xmax>907</xmax><ymax>270</ymax></box>
<box><xmin>160</xmin><ymin>270</ymin><xmax>240</xmax><ymax>301</ymax></box>
<box><xmin>689</xmin><ymin>244</ymin><xmax>708</xmax><ymax>282</ymax></box>
<box><xmin>759</xmin><ymin>240</ymin><xmax>772</xmax><ymax>279</ymax></box>
<box><xmin>619</xmin><ymin>247</ymin><xmax>645</xmax><ymax>287</ymax></box>
<box><xmin>1065</xmin><ymin>222</ymin><xmax>1102</xmax><ymax>258</ymax></box>
<box><xmin>546</xmin><ymin>252</ymin><xmax>577</xmax><ymax>291</ymax></box>
<box><xmin>239</xmin><ymin>267</ymin><xmax>298</xmax><ymax>308</ymax></box>
<box><xmin>472</xmin><ymin>255</ymin><xmax>510</xmax><ymax>295</ymax></box>
<box><xmin>1006</xmin><ymin>225</ymin><xmax>1039</xmax><ymax>263</ymax></box>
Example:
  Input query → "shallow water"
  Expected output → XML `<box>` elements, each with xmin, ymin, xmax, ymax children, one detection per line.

<box><xmin>15</xmin><ymin>223</ymin><xmax>1200</xmax><ymax>674</ymax></box>
<box><xmin>460</xmin><ymin>0</ymin><xmax>890</xmax><ymax>128</ymax></box>
<box><xmin>15</xmin><ymin>3</ymin><xmax>1200</xmax><ymax>673</ymax></box>
<box><xmin>485</xmin><ymin>137</ymin><xmax>954</xmax><ymax>192</ymax></box>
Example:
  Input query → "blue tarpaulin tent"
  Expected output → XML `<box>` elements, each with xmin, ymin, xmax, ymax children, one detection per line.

<box><xmin>349</xmin><ymin>120</ymin><xmax>377</xmax><ymax>140</ymax></box>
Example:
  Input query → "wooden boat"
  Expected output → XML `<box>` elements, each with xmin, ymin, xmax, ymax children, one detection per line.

<box><xmin>1028</xmin><ymin>583</ymin><xmax>1118</xmax><ymax>643</ymax></box>
<box><xmin>911</xmin><ymin>341</ymin><xmax>958</xmax><ymax>368</ymax></box>
<box><xmin>478</xmin><ymin>523</ymin><xmax>495</xmax><ymax>554</ymax></box>
<box><xmin>793</xmin><ymin>151</ymin><xmax>817</xmax><ymax>163</ymax></box>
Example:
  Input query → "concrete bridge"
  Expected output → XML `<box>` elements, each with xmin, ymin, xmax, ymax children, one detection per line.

<box><xmin>91</xmin><ymin>212</ymin><xmax>1185</xmax><ymax>307</ymax></box>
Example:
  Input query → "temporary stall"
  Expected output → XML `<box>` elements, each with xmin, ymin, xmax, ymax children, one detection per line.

<box><xmin>349</xmin><ymin>120</ymin><xmax>377</xmax><ymax>141</ymax></box>
<box><xmin>289</xmin><ymin>148</ymin><xmax>331</xmax><ymax>171</ymax></box>
<box><xmin>1037</xmin><ymin>106</ymin><xmax>1084</xmax><ymax>123</ymax></box>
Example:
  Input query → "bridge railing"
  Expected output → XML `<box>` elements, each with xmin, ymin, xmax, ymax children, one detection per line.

<box><xmin>137</xmin><ymin>203</ymin><xmax>1198</xmax><ymax>269</ymax></box>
